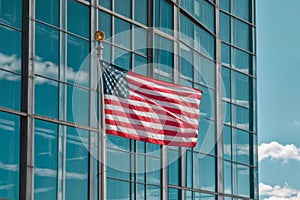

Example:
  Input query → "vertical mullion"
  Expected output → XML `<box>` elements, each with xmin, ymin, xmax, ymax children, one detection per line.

<box><xmin>19</xmin><ymin>0</ymin><xmax>35</xmax><ymax>199</ymax></box>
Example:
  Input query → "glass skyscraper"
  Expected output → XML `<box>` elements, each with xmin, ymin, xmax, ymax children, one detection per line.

<box><xmin>0</xmin><ymin>0</ymin><xmax>257</xmax><ymax>199</ymax></box>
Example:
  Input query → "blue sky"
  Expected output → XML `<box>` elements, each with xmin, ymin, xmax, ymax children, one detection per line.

<box><xmin>257</xmin><ymin>0</ymin><xmax>300</xmax><ymax>199</ymax></box>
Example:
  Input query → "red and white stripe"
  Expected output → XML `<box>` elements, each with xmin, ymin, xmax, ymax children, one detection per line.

<box><xmin>104</xmin><ymin>71</ymin><xmax>202</xmax><ymax>147</ymax></box>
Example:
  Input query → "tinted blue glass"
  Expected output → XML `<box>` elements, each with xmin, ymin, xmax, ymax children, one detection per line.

<box><xmin>135</xmin><ymin>0</ymin><xmax>147</xmax><ymax>25</ymax></box>
<box><xmin>180</xmin><ymin>13</ymin><xmax>194</xmax><ymax>47</ymax></box>
<box><xmin>195</xmin><ymin>55</ymin><xmax>215</xmax><ymax>88</ymax></box>
<box><xmin>146</xmin><ymin>157</ymin><xmax>160</xmax><ymax>185</ymax></box>
<box><xmin>36</xmin><ymin>0</ymin><xmax>59</xmax><ymax>26</ymax></box>
<box><xmin>134</xmin><ymin>27</ymin><xmax>147</xmax><ymax>55</ymax></box>
<box><xmin>67</xmin><ymin>0</ymin><xmax>90</xmax><ymax>38</ymax></box>
<box><xmin>224</xmin><ymin>161</ymin><xmax>232</xmax><ymax>194</ymax></box>
<box><xmin>146</xmin><ymin>143</ymin><xmax>161</xmax><ymax>157</ymax></box>
<box><xmin>134</xmin><ymin>54</ymin><xmax>148</xmax><ymax>76</ymax></box>
<box><xmin>114</xmin><ymin>47</ymin><xmax>131</xmax><ymax>70</ymax></box>
<box><xmin>232</xmin><ymin>0</ymin><xmax>250</xmax><ymax>22</ymax></box>
<box><xmin>67</xmin><ymin>35</ymin><xmax>90</xmax><ymax>87</ymax></box>
<box><xmin>232</xmin><ymin>48</ymin><xmax>250</xmax><ymax>74</ymax></box>
<box><xmin>222</xmin><ymin>66</ymin><xmax>231</xmax><ymax>99</ymax></box>
<box><xmin>220</xmin><ymin>12</ymin><xmax>230</xmax><ymax>43</ymax></box>
<box><xmin>180</xmin><ymin>44</ymin><xmax>193</xmax><ymax>79</ymax></box>
<box><xmin>200</xmin><ymin>155</ymin><xmax>216</xmax><ymax>191</ymax></box>
<box><xmin>235</xmin><ymin>129</ymin><xmax>250</xmax><ymax>165</ymax></box>
<box><xmin>0</xmin><ymin>0</ymin><xmax>22</xmax><ymax>28</ymax></box>
<box><xmin>223</xmin><ymin>102</ymin><xmax>231</xmax><ymax>125</ymax></box>
<box><xmin>180</xmin><ymin>78</ymin><xmax>193</xmax><ymax>88</ymax></box>
<box><xmin>223</xmin><ymin>125</ymin><xmax>231</xmax><ymax>160</ymax></box>
<box><xmin>180</xmin><ymin>0</ymin><xmax>194</xmax><ymax>15</ymax></box>
<box><xmin>154</xmin><ymin>35</ymin><xmax>173</xmax><ymax>81</ymax></box>
<box><xmin>136</xmin><ymin>154</ymin><xmax>145</xmax><ymax>182</ymax></box>
<box><xmin>221</xmin><ymin>43</ymin><xmax>230</xmax><ymax>66</ymax></box>
<box><xmin>0</xmin><ymin>111</ymin><xmax>19</xmax><ymax>199</ymax></box>
<box><xmin>199</xmin><ymin>28</ymin><xmax>215</xmax><ymax>59</ymax></box>
<box><xmin>34</xmin><ymin>120</ymin><xmax>58</xmax><ymax>200</ymax></box>
<box><xmin>220</xmin><ymin>0</ymin><xmax>230</xmax><ymax>12</ymax></box>
<box><xmin>232</xmin><ymin>71</ymin><xmax>249</xmax><ymax>107</ymax></box>
<box><xmin>99</xmin><ymin>0</ymin><xmax>111</xmax><ymax>9</ymax></box>
<box><xmin>65</xmin><ymin>126</ymin><xmax>89</xmax><ymax>200</ymax></box>
<box><xmin>107</xmin><ymin>178</ymin><xmax>130</xmax><ymax>200</ymax></box>
<box><xmin>192</xmin><ymin>152</ymin><xmax>200</xmax><ymax>188</ymax></box>
<box><xmin>115</xmin><ymin>17</ymin><xmax>131</xmax><ymax>49</ymax></box>
<box><xmin>232</xmin><ymin>104</ymin><xmax>249</xmax><ymax>130</ymax></box>
<box><xmin>107</xmin><ymin>149</ymin><xmax>130</xmax><ymax>180</ymax></box>
<box><xmin>99</xmin><ymin>11</ymin><xmax>112</xmax><ymax>41</ymax></box>
<box><xmin>115</xmin><ymin>0</ymin><xmax>131</xmax><ymax>18</ymax></box>
<box><xmin>35</xmin><ymin>23</ymin><xmax>59</xmax><ymax>79</ymax></box>
<box><xmin>186</xmin><ymin>150</ymin><xmax>192</xmax><ymax>188</ymax></box>
<box><xmin>0</xmin><ymin>70</ymin><xmax>20</xmax><ymax>110</ymax></box>
<box><xmin>168</xmin><ymin>188</ymin><xmax>179</xmax><ymax>199</ymax></box>
<box><xmin>198</xmin><ymin>0</ymin><xmax>215</xmax><ymax>33</ymax></box>
<box><xmin>233</xmin><ymin>19</ymin><xmax>250</xmax><ymax>51</ymax></box>
<box><xmin>107</xmin><ymin>135</ymin><xmax>130</xmax><ymax>151</ymax></box>
<box><xmin>67</xmin><ymin>85</ymin><xmax>89</xmax><ymax>126</ymax></box>
<box><xmin>102</xmin><ymin>43</ymin><xmax>112</xmax><ymax>63</ymax></box>
<box><xmin>35</xmin><ymin>77</ymin><xmax>58</xmax><ymax>118</ymax></box>
<box><xmin>155</xmin><ymin>0</ymin><xmax>173</xmax><ymax>35</ymax></box>
<box><xmin>237</xmin><ymin>164</ymin><xmax>250</xmax><ymax>197</ymax></box>
<box><xmin>194</xmin><ymin>118</ymin><xmax>215</xmax><ymax>155</ymax></box>
<box><xmin>168</xmin><ymin>150</ymin><xmax>180</xmax><ymax>185</ymax></box>
<box><xmin>147</xmin><ymin>185</ymin><xmax>160</xmax><ymax>200</ymax></box>
<box><xmin>0</xmin><ymin>25</ymin><xmax>21</xmax><ymax>73</ymax></box>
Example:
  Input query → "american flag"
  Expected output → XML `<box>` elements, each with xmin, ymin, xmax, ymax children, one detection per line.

<box><xmin>102</xmin><ymin>62</ymin><xmax>202</xmax><ymax>147</ymax></box>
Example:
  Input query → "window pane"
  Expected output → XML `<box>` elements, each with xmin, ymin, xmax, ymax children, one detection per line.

<box><xmin>35</xmin><ymin>22</ymin><xmax>59</xmax><ymax>79</ymax></box>
<box><xmin>221</xmin><ymin>43</ymin><xmax>230</xmax><ymax>67</ymax></box>
<box><xmin>136</xmin><ymin>154</ymin><xmax>145</xmax><ymax>182</ymax></box>
<box><xmin>114</xmin><ymin>47</ymin><xmax>131</xmax><ymax>70</ymax></box>
<box><xmin>0</xmin><ymin>111</ymin><xmax>19</xmax><ymax>200</ymax></box>
<box><xmin>168</xmin><ymin>150</ymin><xmax>180</xmax><ymax>185</ymax></box>
<box><xmin>180</xmin><ymin>43</ymin><xmax>193</xmax><ymax>80</ymax></box>
<box><xmin>223</xmin><ymin>101</ymin><xmax>231</xmax><ymax>125</ymax></box>
<box><xmin>34</xmin><ymin>120</ymin><xmax>58</xmax><ymax>200</ymax></box>
<box><xmin>107</xmin><ymin>149</ymin><xmax>130</xmax><ymax>180</ymax></box>
<box><xmin>222</xmin><ymin>66</ymin><xmax>231</xmax><ymax>99</ymax></box>
<box><xmin>180</xmin><ymin>13</ymin><xmax>194</xmax><ymax>47</ymax></box>
<box><xmin>134</xmin><ymin>27</ymin><xmax>147</xmax><ymax>55</ymax></box>
<box><xmin>232</xmin><ymin>104</ymin><xmax>249</xmax><ymax>130</ymax></box>
<box><xmin>65</xmin><ymin>126</ymin><xmax>89</xmax><ymax>200</ymax></box>
<box><xmin>168</xmin><ymin>188</ymin><xmax>179</xmax><ymax>199</ymax></box>
<box><xmin>200</xmin><ymin>155</ymin><xmax>216</xmax><ymax>191</ymax></box>
<box><xmin>67</xmin><ymin>85</ymin><xmax>89</xmax><ymax>126</ymax></box>
<box><xmin>134</xmin><ymin>54</ymin><xmax>148</xmax><ymax>76</ymax></box>
<box><xmin>237</xmin><ymin>164</ymin><xmax>250</xmax><ymax>197</ymax></box>
<box><xmin>198</xmin><ymin>0</ymin><xmax>215</xmax><ymax>33</ymax></box>
<box><xmin>235</xmin><ymin>129</ymin><xmax>250</xmax><ymax>165</ymax></box>
<box><xmin>232</xmin><ymin>0</ymin><xmax>250</xmax><ymax>22</ymax></box>
<box><xmin>0</xmin><ymin>70</ymin><xmax>20</xmax><ymax>110</ymax></box>
<box><xmin>67</xmin><ymin>35</ymin><xmax>90</xmax><ymax>87</ymax></box>
<box><xmin>220</xmin><ymin>0</ymin><xmax>230</xmax><ymax>12</ymax></box>
<box><xmin>99</xmin><ymin>0</ymin><xmax>111</xmax><ymax>9</ymax></box>
<box><xmin>146</xmin><ymin>185</ymin><xmax>160</xmax><ymax>200</ymax></box>
<box><xmin>0</xmin><ymin>25</ymin><xmax>21</xmax><ymax>73</ymax></box>
<box><xmin>232</xmin><ymin>19</ymin><xmax>250</xmax><ymax>51</ymax></box>
<box><xmin>35</xmin><ymin>77</ymin><xmax>58</xmax><ymax>118</ymax></box>
<box><xmin>146</xmin><ymin>157</ymin><xmax>160</xmax><ymax>185</ymax></box>
<box><xmin>186</xmin><ymin>150</ymin><xmax>192</xmax><ymax>188</ymax></box>
<box><xmin>195</xmin><ymin>55</ymin><xmax>215</xmax><ymax>88</ymax></box>
<box><xmin>194</xmin><ymin>118</ymin><xmax>215</xmax><ymax>155</ymax></box>
<box><xmin>0</xmin><ymin>0</ymin><xmax>22</xmax><ymax>28</ymax></box>
<box><xmin>107</xmin><ymin>135</ymin><xmax>130</xmax><ymax>151</ymax></box>
<box><xmin>107</xmin><ymin>179</ymin><xmax>130</xmax><ymax>200</ymax></box>
<box><xmin>223</xmin><ymin>125</ymin><xmax>231</xmax><ymax>160</ymax></box>
<box><xmin>224</xmin><ymin>161</ymin><xmax>232</xmax><ymax>194</ymax></box>
<box><xmin>135</xmin><ymin>0</ymin><xmax>147</xmax><ymax>25</ymax></box>
<box><xmin>155</xmin><ymin>0</ymin><xmax>173</xmax><ymax>35</ymax></box>
<box><xmin>232</xmin><ymin>47</ymin><xmax>250</xmax><ymax>74</ymax></box>
<box><xmin>115</xmin><ymin>0</ymin><xmax>131</xmax><ymax>18</ymax></box>
<box><xmin>220</xmin><ymin>12</ymin><xmax>230</xmax><ymax>43</ymax></box>
<box><xmin>67</xmin><ymin>0</ymin><xmax>90</xmax><ymax>38</ymax></box>
<box><xmin>198</xmin><ymin>27</ymin><xmax>215</xmax><ymax>59</ymax></box>
<box><xmin>99</xmin><ymin>11</ymin><xmax>112</xmax><ymax>42</ymax></box>
<box><xmin>232</xmin><ymin>71</ymin><xmax>249</xmax><ymax>107</ymax></box>
<box><xmin>115</xmin><ymin>17</ymin><xmax>131</xmax><ymax>49</ymax></box>
<box><xmin>36</xmin><ymin>0</ymin><xmax>59</xmax><ymax>26</ymax></box>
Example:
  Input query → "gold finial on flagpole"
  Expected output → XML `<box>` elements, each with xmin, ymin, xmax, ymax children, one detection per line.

<box><xmin>94</xmin><ymin>30</ymin><xmax>105</xmax><ymax>42</ymax></box>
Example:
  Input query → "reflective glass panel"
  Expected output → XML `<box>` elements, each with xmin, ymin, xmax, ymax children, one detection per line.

<box><xmin>232</xmin><ymin>104</ymin><xmax>249</xmax><ymax>131</ymax></box>
<box><xmin>99</xmin><ymin>11</ymin><xmax>112</xmax><ymax>42</ymax></box>
<box><xmin>220</xmin><ymin>0</ymin><xmax>230</xmax><ymax>12</ymax></box>
<box><xmin>67</xmin><ymin>0</ymin><xmax>90</xmax><ymax>38</ymax></box>
<box><xmin>200</xmin><ymin>155</ymin><xmax>216</xmax><ymax>191</ymax></box>
<box><xmin>67</xmin><ymin>35</ymin><xmax>90</xmax><ymax>87</ymax></box>
<box><xmin>168</xmin><ymin>150</ymin><xmax>180</xmax><ymax>185</ymax></box>
<box><xmin>222</xmin><ymin>66</ymin><xmax>231</xmax><ymax>99</ymax></box>
<box><xmin>223</xmin><ymin>125</ymin><xmax>231</xmax><ymax>160</ymax></box>
<box><xmin>107</xmin><ymin>179</ymin><xmax>130</xmax><ymax>200</ymax></box>
<box><xmin>146</xmin><ymin>157</ymin><xmax>160</xmax><ymax>185</ymax></box>
<box><xmin>232</xmin><ymin>0</ymin><xmax>250</xmax><ymax>22</ymax></box>
<box><xmin>135</xmin><ymin>0</ymin><xmax>148</xmax><ymax>25</ymax></box>
<box><xmin>232</xmin><ymin>47</ymin><xmax>250</xmax><ymax>74</ymax></box>
<box><xmin>146</xmin><ymin>185</ymin><xmax>160</xmax><ymax>200</ymax></box>
<box><xmin>232</xmin><ymin>71</ymin><xmax>249</xmax><ymax>107</ymax></box>
<box><xmin>99</xmin><ymin>0</ymin><xmax>111</xmax><ymax>9</ymax></box>
<box><xmin>107</xmin><ymin>148</ymin><xmax>130</xmax><ymax>181</ymax></box>
<box><xmin>65</xmin><ymin>126</ymin><xmax>89</xmax><ymax>200</ymax></box>
<box><xmin>0</xmin><ymin>111</ymin><xmax>19</xmax><ymax>200</ymax></box>
<box><xmin>0</xmin><ymin>70</ymin><xmax>20</xmax><ymax>110</ymax></box>
<box><xmin>115</xmin><ymin>0</ymin><xmax>131</xmax><ymax>18</ymax></box>
<box><xmin>223</xmin><ymin>101</ymin><xmax>231</xmax><ymax>125</ymax></box>
<box><xmin>232</xmin><ymin>19</ymin><xmax>250</xmax><ymax>51</ymax></box>
<box><xmin>220</xmin><ymin>12</ymin><xmax>230</xmax><ymax>43</ymax></box>
<box><xmin>221</xmin><ymin>43</ymin><xmax>230</xmax><ymax>67</ymax></box>
<box><xmin>198</xmin><ymin>0</ymin><xmax>215</xmax><ymax>33</ymax></box>
<box><xmin>67</xmin><ymin>85</ymin><xmax>89</xmax><ymax>126</ymax></box>
<box><xmin>35</xmin><ymin>77</ymin><xmax>58</xmax><ymax>119</ymax></box>
<box><xmin>168</xmin><ymin>188</ymin><xmax>179</xmax><ymax>199</ymax></box>
<box><xmin>134</xmin><ymin>54</ymin><xmax>148</xmax><ymax>76</ymax></box>
<box><xmin>136</xmin><ymin>154</ymin><xmax>145</xmax><ymax>182</ymax></box>
<box><xmin>115</xmin><ymin>17</ymin><xmax>131</xmax><ymax>49</ymax></box>
<box><xmin>155</xmin><ymin>0</ymin><xmax>173</xmax><ymax>35</ymax></box>
<box><xmin>114</xmin><ymin>47</ymin><xmax>131</xmax><ymax>70</ymax></box>
<box><xmin>34</xmin><ymin>120</ymin><xmax>58</xmax><ymax>200</ymax></box>
<box><xmin>0</xmin><ymin>0</ymin><xmax>22</xmax><ymax>28</ymax></box>
<box><xmin>180</xmin><ymin>44</ymin><xmax>193</xmax><ymax>80</ymax></box>
<box><xmin>0</xmin><ymin>25</ymin><xmax>21</xmax><ymax>73</ymax></box>
<box><xmin>35</xmin><ymin>22</ymin><xmax>59</xmax><ymax>79</ymax></box>
<box><xmin>36</xmin><ymin>0</ymin><xmax>59</xmax><ymax>26</ymax></box>
<box><xmin>224</xmin><ymin>161</ymin><xmax>232</xmax><ymax>194</ymax></box>
<box><xmin>194</xmin><ymin>55</ymin><xmax>215</xmax><ymax>88</ymax></box>
<box><xmin>180</xmin><ymin>13</ymin><xmax>194</xmax><ymax>47</ymax></box>
<box><xmin>235</xmin><ymin>129</ymin><xmax>250</xmax><ymax>165</ymax></box>
<box><xmin>237</xmin><ymin>164</ymin><xmax>250</xmax><ymax>197</ymax></box>
<box><xmin>134</xmin><ymin>27</ymin><xmax>147</xmax><ymax>55</ymax></box>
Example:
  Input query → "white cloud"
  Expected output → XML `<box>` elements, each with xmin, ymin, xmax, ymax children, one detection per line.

<box><xmin>260</xmin><ymin>183</ymin><xmax>300</xmax><ymax>200</ymax></box>
<box><xmin>258</xmin><ymin>141</ymin><xmax>300</xmax><ymax>162</ymax></box>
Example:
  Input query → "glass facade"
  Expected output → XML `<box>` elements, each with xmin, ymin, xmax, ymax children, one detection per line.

<box><xmin>0</xmin><ymin>0</ymin><xmax>257</xmax><ymax>199</ymax></box>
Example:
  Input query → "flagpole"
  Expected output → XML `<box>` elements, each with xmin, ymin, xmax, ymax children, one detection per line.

<box><xmin>95</xmin><ymin>31</ymin><xmax>106</xmax><ymax>200</ymax></box>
